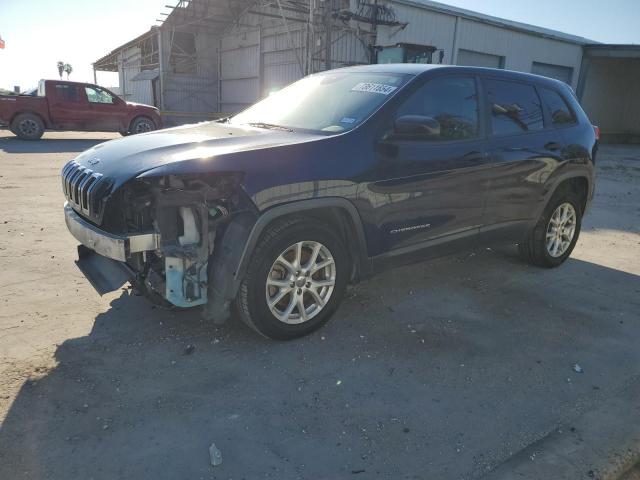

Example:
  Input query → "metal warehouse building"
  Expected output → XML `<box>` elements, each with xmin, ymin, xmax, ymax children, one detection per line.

<box><xmin>93</xmin><ymin>0</ymin><xmax>640</xmax><ymax>142</ymax></box>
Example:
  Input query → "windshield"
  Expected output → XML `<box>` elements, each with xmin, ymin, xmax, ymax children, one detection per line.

<box><xmin>229</xmin><ymin>71</ymin><xmax>412</xmax><ymax>133</ymax></box>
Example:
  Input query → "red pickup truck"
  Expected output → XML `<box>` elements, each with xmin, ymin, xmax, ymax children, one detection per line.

<box><xmin>0</xmin><ymin>79</ymin><xmax>162</xmax><ymax>140</ymax></box>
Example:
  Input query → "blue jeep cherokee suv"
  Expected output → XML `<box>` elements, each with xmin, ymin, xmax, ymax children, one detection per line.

<box><xmin>62</xmin><ymin>64</ymin><xmax>597</xmax><ymax>339</ymax></box>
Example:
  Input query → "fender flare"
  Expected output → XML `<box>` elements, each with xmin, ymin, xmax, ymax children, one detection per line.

<box><xmin>203</xmin><ymin>197</ymin><xmax>371</xmax><ymax>323</ymax></box>
<box><xmin>233</xmin><ymin>197</ymin><xmax>371</xmax><ymax>287</ymax></box>
<box><xmin>534</xmin><ymin>166</ymin><xmax>593</xmax><ymax>220</ymax></box>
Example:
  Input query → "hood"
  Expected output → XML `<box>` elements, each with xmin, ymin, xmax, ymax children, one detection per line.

<box><xmin>125</xmin><ymin>101</ymin><xmax>156</xmax><ymax>109</ymax></box>
<box><xmin>70</xmin><ymin>122</ymin><xmax>324</xmax><ymax>189</ymax></box>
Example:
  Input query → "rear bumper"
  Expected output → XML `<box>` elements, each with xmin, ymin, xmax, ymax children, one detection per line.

<box><xmin>64</xmin><ymin>202</ymin><xmax>159</xmax><ymax>262</ymax></box>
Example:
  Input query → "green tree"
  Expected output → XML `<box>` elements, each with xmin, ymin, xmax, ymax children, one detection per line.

<box><xmin>56</xmin><ymin>61</ymin><xmax>64</xmax><ymax>79</ymax></box>
<box><xmin>63</xmin><ymin>63</ymin><xmax>73</xmax><ymax>79</ymax></box>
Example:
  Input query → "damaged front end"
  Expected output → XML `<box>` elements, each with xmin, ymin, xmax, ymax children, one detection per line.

<box><xmin>64</xmin><ymin>166</ymin><xmax>255</xmax><ymax>321</ymax></box>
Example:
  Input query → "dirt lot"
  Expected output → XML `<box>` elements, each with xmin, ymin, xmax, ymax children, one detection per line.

<box><xmin>0</xmin><ymin>130</ymin><xmax>639</xmax><ymax>480</ymax></box>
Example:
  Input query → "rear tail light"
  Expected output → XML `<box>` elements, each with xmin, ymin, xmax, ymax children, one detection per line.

<box><xmin>593</xmin><ymin>125</ymin><xmax>601</xmax><ymax>141</ymax></box>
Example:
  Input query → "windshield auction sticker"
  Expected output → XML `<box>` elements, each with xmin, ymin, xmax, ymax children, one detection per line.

<box><xmin>351</xmin><ymin>83</ymin><xmax>398</xmax><ymax>95</ymax></box>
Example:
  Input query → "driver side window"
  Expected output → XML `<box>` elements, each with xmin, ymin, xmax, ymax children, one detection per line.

<box><xmin>396</xmin><ymin>76</ymin><xmax>480</xmax><ymax>141</ymax></box>
<box><xmin>85</xmin><ymin>86</ymin><xmax>115</xmax><ymax>104</ymax></box>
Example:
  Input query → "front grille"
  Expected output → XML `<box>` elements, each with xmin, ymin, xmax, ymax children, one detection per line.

<box><xmin>61</xmin><ymin>161</ymin><xmax>112</xmax><ymax>224</ymax></box>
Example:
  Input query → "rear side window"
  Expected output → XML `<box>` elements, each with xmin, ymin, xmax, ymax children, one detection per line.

<box><xmin>55</xmin><ymin>84</ymin><xmax>80</xmax><ymax>102</ymax></box>
<box><xmin>485</xmin><ymin>79</ymin><xmax>544</xmax><ymax>135</ymax></box>
<box><xmin>396</xmin><ymin>76</ymin><xmax>480</xmax><ymax>141</ymax></box>
<box><xmin>539</xmin><ymin>88</ymin><xmax>576</xmax><ymax>126</ymax></box>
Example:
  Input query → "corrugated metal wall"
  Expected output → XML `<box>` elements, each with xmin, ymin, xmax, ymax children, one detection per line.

<box><xmin>219</xmin><ymin>28</ymin><xmax>261</xmax><ymax>113</ymax></box>
<box><xmin>377</xmin><ymin>2</ymin><xmax>584</xmax><ymax>89</ymax></box>
<box><xmin>455</xmin><ymin>18</ymin><xmax>583</xmax><ymax>88</ymax></box>
<box><xmin>262</xmin><ymin>27</ymin><xmax>306</xmax><ymax>95</ymax></box>
<box><xmin>116</xmin><ymin>46</ymin><xmax>157</xmax><ymax>106</ymax></box>
<box><xmin>376</xmin><ymin>5</ymin><xmax>457</xmax><ymax>62</ymax></box>
<box><xmin>160</xmin><ymin>28</ymin><xmax>218</xmax><ymax>114</ymax></box>
<box><xmin>218</xmin><ymin>7</ymin><xmax>370</xmax><ymax>114</ymax></box>
<box><xmin>145</xmin><ymin>0</ymin><xmax>589</xmax><ymax>118</ymax></box>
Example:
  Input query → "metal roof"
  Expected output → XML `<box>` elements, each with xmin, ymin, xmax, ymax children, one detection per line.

<box><xmin>93</xmin><ymin>28</ymin><xmax>158</xmax><ymax>71</ymax></box>
<box><xmin>393</xmin><ymin>0</ymin><xmax>597</xmax><ymax>45</ymax></box>
<box><xmin>583</xmin><ymin>44</ymin><xmax>640</xmax><ymax>58</ymax></box>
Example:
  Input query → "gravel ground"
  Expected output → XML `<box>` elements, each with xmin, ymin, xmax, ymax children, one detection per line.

<box><xmin>0</xmin><ymin>130</ymin><xmax>639</xmax><ymax>479</ymax></box>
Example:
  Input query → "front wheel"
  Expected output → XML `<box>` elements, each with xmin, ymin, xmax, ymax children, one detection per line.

<box><xmin>235</xmin><ymin>218</ymin><xmax>349</xmax><ymax>340</ymax></box>
<box><xmin>129</xmin><ymin>116</ymin><xmax>156</xmax><ymax>135</ymax></box>
<box><xmin>519</xmin><ymin>187</ymin><xmax>583</xmax><ymax>268</ymax></box>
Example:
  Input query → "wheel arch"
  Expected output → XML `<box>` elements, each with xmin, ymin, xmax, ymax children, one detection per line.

<box><xmin>203</xmin><ymin>198</ymin><xmax>371</xmax><ymax>324</ymax></box>
<box><xmin>234</xmin><ymin>198</ymin><xmax>371</xmax><ymax>287</ymax></box>
<box><xmin>11</xmin><ymin>110</ymin><xmax>48</xmax><ymax>129</ymax></box>
<box><xmin>128</xmin><ymin>114</ymin><xmax>157</xmax><ymax>132</ymax></box>
<box><xmin>548</xmin><ymin>174</ymin><xmax>590</xmax><ymax>215</ymax></box>
<box><xmin>535</xmin><ymin>170</ymin><xmax>592</xmax><ymax>223</ymax></box>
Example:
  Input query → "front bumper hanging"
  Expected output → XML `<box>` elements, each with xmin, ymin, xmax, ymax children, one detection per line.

<box><xmin>64</xmin><ymin>202</ymin><xmax>159</xmax><ymax>262</ymax></box>
<box><xmin>64</xmin><ymin>202</ymin><xmax>207</xmax><ymax>307</ymax></box>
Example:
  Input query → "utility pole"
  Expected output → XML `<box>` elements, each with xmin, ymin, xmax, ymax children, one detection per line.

<box><xmin>324</xmin><ymin>0</ymin><xmax>332</xmax><ymax>71</ymax></box>
<box><xmin>157</xmin><ymin>27</ymin><xmax>165</xmax><ymax>110</ymax></box>
<box><xmin>306</xmin><ymin>0</ymin><xmax>315</xmax><ymax>75</ymax></box>
<box><xmin>370</xmin><ymin>0</ymin><xmax>379</xmax><ymax>64</ymax></box>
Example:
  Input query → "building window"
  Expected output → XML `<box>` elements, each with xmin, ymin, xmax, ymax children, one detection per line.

<box><xmin>456</xmin><ymin>49</ymin><xmax>505</xmax><ymax>69</ymax></box>
<box><xmin>484</xmin><ymin>79</ymin><xmax>544</xmax><ymax>135</ymax></box>
<box><xmin>531</xmin><ymin>62</ymin><xmax>573</xmax><ymax>85</ymax></box>
<box><xmin>169</xmin><ymin>31</ymin><xmax>197</xmax><ymax>74</ymax></box>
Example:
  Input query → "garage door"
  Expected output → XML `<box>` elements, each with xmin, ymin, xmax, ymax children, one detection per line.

<box><xmin>531</xmin><ymin>62</ymin><xmax>574</xmax><ymax>85</ymax></box>
<box><xmin>457</xmin><ymin>49</ymin><xmax>504</xmax><ymax>69</ymax></box>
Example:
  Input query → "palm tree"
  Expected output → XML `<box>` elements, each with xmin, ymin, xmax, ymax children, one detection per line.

<box><xmin>63</xmin><ymin>63</ymin><xmax>73</xmax><ymax>79</ymax></box>
<box><xmin>57</xmin><ymin>61</ymin><xmax>65</xmax><ymax>79</ymax></box>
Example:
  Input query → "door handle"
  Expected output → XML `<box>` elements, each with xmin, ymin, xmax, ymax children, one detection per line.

<box><xmin>463</xmin><ymin>150</ymin><xmax>484</xmax><ymax>162</ymax></box>
<box><xmin>545</xmin><ymin>142</ymin><xmax>562</xmax><ymax>151</ymax></box>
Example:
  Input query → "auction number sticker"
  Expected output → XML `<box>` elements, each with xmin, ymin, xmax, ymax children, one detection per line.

<box><xmin>351</xmin><ymin>82</ymin><xmax>398</xmax><ymax>95</ymax></box>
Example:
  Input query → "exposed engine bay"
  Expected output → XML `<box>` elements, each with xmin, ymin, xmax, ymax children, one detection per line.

<box><xmin>90</xmin><ymin>173</ymin><xmax>254</xmax><ymax>319</ymax></box>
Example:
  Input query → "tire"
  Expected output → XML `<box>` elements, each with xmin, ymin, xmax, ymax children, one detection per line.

<box><xmin>129</xmin><ymin>116</ymin><xmax>156</xmax><ymax>135</ymax></box>
<box><xmin>11</xmin><ymin>113</ymin><xmax>44</xmax><ymax>140</ymax></box>
<box><xmin>519</xmin><ymin>186</ymin><xmax>583</xmax><ymax>268</ymax></box>
<box><xmin>235</xmin><ymin>217</ymin><xmax>349</xmax><ymax>340</ymax></box>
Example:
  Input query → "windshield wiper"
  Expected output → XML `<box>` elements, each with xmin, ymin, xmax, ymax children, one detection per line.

<box><xmin>247</xmin><ymin>122</ymin><xmax>293</xmax><ymax>132</ymax></box>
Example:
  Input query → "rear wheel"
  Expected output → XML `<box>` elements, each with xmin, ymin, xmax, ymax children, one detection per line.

<box><xmin>129</xmin><ymin>116</ymin><xmax>156</xmax><ymax>135</ymax></box>
<box><xmin>235</xmin><ymin>218</ymin><xmax>348</xmax><ymax>340</ymax></box>
<box><xmin>11</xmin><ymin>113</ymin><xmax>44</xmax><ymax>140</ymax></box>
<box><xmin>519</xmin><ymin>187</ymin><xmax>582</xmax><ymax>268</ymax></box>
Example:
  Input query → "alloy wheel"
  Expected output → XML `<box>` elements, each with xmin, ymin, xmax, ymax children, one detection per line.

<box><xmin>546</xmin><ymin>202</ymin><xmax>577</xmax><ymax>257</ymax></box>
<box><xmin>265</xmin><ymin>241</ymin><xmax>336</xmax><ymax>324</ymax></box>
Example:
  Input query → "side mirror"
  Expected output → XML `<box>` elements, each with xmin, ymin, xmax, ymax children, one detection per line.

<box><xmin>392</xmin><ymin>115</ymin><xmax>441</xmax><ymax>139</ymax></box>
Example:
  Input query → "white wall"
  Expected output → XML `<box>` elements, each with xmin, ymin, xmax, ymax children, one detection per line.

<box><xmin>376</xmin><ymin>4</ymin><xmax>458</xmax><ymax>63</ymax></box>
<box><xmin>377</xmin><ymin>2</ymin><xmax>584</xmax><ymax>89</ymax></box>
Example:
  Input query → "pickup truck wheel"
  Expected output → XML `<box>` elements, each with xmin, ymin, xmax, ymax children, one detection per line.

<box><xmin>235</xmin><ymin>218</ymin><xmax>348</xmax><ymax>340</ymax></box>
<box><xmin>129</xmin><ymin>117</ymin><xmax>155</xmax><ymax>135</ymax></box>
<box><xmin>519</xmin><ymin>187</ymin><xmax>582</xmax><ymax>268</ymax></box>
<box><xmin>12</xmin><ymin>113</ymin><xmax>44</xmax><ymax>140</ymax></box>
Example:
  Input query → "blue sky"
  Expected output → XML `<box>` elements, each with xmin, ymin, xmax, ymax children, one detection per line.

<box><xmin>0</xmin><ymin>0</ymin><xmax>639</xmax><ymax>90</ymax></box>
